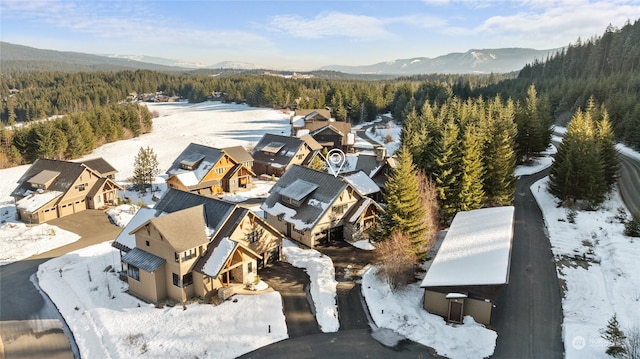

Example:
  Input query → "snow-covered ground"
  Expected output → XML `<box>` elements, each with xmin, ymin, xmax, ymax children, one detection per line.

<box><xmin>2</xmin><ymin>104</ymin><xmax>639</xmax><ymax>358</ymax></box>
<box><xmin>37</xmin><ymin>241</ymin><xmax>288</xmax><ymax>359</ymax></box>
<box><xmin>533</xmin><ymin>179</ymin><xmax>640</xmax><ymax>358</ymax></box>
<box><xmin>364</xmin><ymin>120</ymin><xmax>401</xmax><ymax>156</ymax></box>
<box><xmin>282</xmin><ymin>239</ymin><xmax>339</xmax><ymax>332</ymax></box>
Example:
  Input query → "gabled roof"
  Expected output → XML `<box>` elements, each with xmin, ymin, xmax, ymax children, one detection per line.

<box><xmin>342</xmin><ymin>171</ymin><xmax>380</xmax><ymax>196</ymax></box>
<box><xmin>222</xmin><ymin>146</ymin><xmax>254</xmax><ymax>164</ymax></box>
<box><xmin>153</xmin><ymin>188</ymin><xmax>237</xmax><ymax>234</ymax></box>
<box><xmin>252</xmin><ymin>133</ymin><xmax>306</xmax><ymax>168</ymax></box>
<box><xmin>299</xmin><ymin>135</ymin><xmax>323</xmax><ymax>151</ymax></box>
<box><xmin>138</xmin><ymin>205</ymin><xmax>209</xmax><ymax>252</ymax></box>
<box><xmin>112</xmin><ymin>207</ymin><xmax>157</xmax><ymax>252</ymax></box>
<box><xmin>261</xmin><ymin>165</ymin><xmax>348</xmax><ymax>231</ymax></box>
<box><xmin>11</xmin><ymin>158</ymin><xmax>97</xmax><ymax>198</ymax></box>
<box><xmin>420</xmin><ymin>206</ymin><xmax>515</xmax><ymax>288</ymax></box>
<box><xmin>165</xmin><ymin>143</ymin><xmax>226</xmax><ymax>182</ymax></box>
<box><xmin>80</xmin><ymin>158</ymin><xmax>117</xmax><ymax>177</ymax></box>
<box><xmin>195</xmin><ymin>236</ymin><xmax>260</xmax><ymax>277</ymax></box>
<box><xmin>295</xmin><ymin>109</ymin><xmax>332</xmax><ymax>121</ymax></box>
<box><xmin>346</xmin><ymin>197</ymin><xmax>383</xmax><ymax>224</ymax></box>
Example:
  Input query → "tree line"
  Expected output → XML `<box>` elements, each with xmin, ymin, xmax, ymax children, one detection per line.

<box><xmin>475</xmin><ymin>18</ymin><xmax>640</xmax><ymax>151</ymax></box>
<box><xmin>0</xmin><ymin>103</ymin><xmax>153</xmax><ymax>167</ymax></box>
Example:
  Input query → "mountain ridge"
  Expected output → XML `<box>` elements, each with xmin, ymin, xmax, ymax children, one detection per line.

<box><xmin>1</xmin><ymin>41</ymin><xmax>559</xmax><ymax>75</ymax></box>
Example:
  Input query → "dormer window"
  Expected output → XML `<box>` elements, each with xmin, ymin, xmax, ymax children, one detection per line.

<box><xmin>261</xmin><ymin>142</ymin><xmax>285</xmax><ymax>157</ymax></box>
<box><xmin>28</xmin><ymin>170</ymin><xmax>60</xmax><ymax>191</ymax></box>
<box><xmin>279</xmin><ymin>179</ymin><xmax>318</xmax><ymax>208</ymax></box>
<box><xmin>180</xmin><ymin>153</ymin><xmax>205</xmax><ymax>171</ymax></box>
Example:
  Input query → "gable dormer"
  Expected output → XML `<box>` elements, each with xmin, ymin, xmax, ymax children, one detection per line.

<box><xmin>180</xmin><ymin>153</ymin><xmax>206</xmax><ymax>171</ymax></box>
<box><xmin>261</xmin><ymin>142</ymin><xmax>285</xmax><ymax>157</ymax></box>
<box><xmin>279</xmin><ymin>179</ymin><xmax>318</xmax><ymax>207</ymax></box>
<box><xmin>28</xmin><ymin>170</ymin><xmax>60</xmax><ymax>191</ymax></box>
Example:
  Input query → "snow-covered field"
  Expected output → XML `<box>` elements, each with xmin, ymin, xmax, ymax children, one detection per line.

<box><xmin>2</xmin><ymin>103</ymin><xmax>640</xmax><ymax>358</ymax></box>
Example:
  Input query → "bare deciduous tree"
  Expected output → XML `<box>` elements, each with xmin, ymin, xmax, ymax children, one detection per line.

<box><xmin>374</xmin><ymin>230</ymin><xmax>418</xmax><ymax>291</ymax></box>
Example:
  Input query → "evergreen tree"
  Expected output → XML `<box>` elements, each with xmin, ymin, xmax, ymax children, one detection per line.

<box><xmin>548</xmin><ymin>106</ymin><xmax>607</xmax><ymax>206</ymax></box>
<box><xmin>433</xmin><ymin>115</ymin><xmax>461</xmax><ymax>223</ymax></box>
<box><xmin>483</xmin><ymin>97</ymin><xmax>517</xmax><ymax>205</ymax></box>
<box><xmin>595</xmin><ymin>106</ymin><xmax>620</xmax><ymax>191</ymax></box>
<box><xmin>601</xmin><ymin>314</ymin><xmax>627</xmax><ymax>358</ymax></box>
<box><xmin>373</xmin><ymin>147</ymin><xmax>430</xmax><ymax>258</ymax></box>
<box><xmin>458</xmin><ymin>124</ymin><xmax>485</xmax><ymax>211</ymax></box>
<box><xmin>132</xmin><ymin>146</ymin><xmax>159</xmax><ymax>193</ymax></box>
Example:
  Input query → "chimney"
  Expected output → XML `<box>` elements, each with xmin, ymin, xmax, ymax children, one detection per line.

<box><xmin>375</xmin><ymin>146</ymin><xmax>386</xmax><ymax>161</ymax></box>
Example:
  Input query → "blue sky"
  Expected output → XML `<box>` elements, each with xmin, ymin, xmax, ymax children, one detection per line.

<box><xmin>2</xmin><ymin>0</ymin><xmax>640</xmax><ymax>70</ymax></box>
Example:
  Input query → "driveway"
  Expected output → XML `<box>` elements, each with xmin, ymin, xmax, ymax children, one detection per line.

<box><xmin>0</xmin><ymin>209</ymin><xmax>122</xmax><ymax>359</ymax></box>
<box><xmin>258</xmin><ymin>262</ymin><xmax>322</xmax><ymax>338</ymax></box>
<box><xmin>492</xmin><ymin>169</ymin><xmax>564</xmax><ymax>358</ymax></box>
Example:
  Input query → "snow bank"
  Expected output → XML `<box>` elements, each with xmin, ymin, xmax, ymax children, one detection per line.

<box><xmin>362</xmin><ymin>267</ymin><xmax>496</xmax><ymax>358</ymax></box>
<box><xmin>282</xmin><ymin>239</ymin><xmax>339</xmax><ymax>332</ymax></box>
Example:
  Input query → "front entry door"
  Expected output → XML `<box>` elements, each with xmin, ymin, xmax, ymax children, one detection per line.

<box><xmin>448</xmin><ymin>301</ymin><xmax>463</xmax><ymax>323</ymax></box>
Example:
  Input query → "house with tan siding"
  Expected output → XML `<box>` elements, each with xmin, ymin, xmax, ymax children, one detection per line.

<box><xmin>251</xmin><ymin>133</ymin><xmax>322</xmax><ymax>177</ymax></box>
<box><xmin>112</xmin><ymin>189</ymin><xmax>283</xmax><ymax>304</ymax></box>
<box><xmin>420</xmin><ymin>206</ymin><xmax>514</xmax><ymax>327</ymax></box>
<box><xmin>11</xmin><ymin>158</ymin><xmax>121</xmax><ymax>224</ymax></box>
<box><xmin>165</xmin><ymin>143</ymin><xmax>255</xmax><ymax>195</ymax></box>
<box><xmin>260</xmin><ymin>165</ymin><xmax>382</xmax><ymax>248</ymax></box>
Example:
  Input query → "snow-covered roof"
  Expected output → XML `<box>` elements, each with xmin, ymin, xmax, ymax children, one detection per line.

<box><xmin>201</xmin><ymin>237</ymin><xmax>237</xmax><ymax>277</ymax></box>
<box><xmin>421</xmin><ymin>206</ymin><xmax>515</xmax><ymax>287</ymax></box>
<box><xmin>16</xmin><ymin>191</ymin><xmax>63</xmax><ymax>212</ymax></box>
<box><xmin>112</xmin><ymin>207</ymin><xmax>158</xmax><ymax>252</ymax></box>
<box><xmin>342</xmin><ymin>171</ymin><xmax>380</xmax><ymax>196</ymax></box>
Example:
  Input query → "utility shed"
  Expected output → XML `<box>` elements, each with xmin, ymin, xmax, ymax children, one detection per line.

<box><xmin>420</xmin><ymin>206</ymin><xmax>515</xmax><ymax>327</ymax></box>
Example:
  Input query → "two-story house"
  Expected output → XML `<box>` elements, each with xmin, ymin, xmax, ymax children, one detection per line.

<box><xmin>290</xmin><ymin>109</ymin><xmax>354</xmax><ymax>153</ymax></box>
<box><xmin>112</xmin><ymin>189</ymin><xmax>283</xmax><ymax>304</ymax></box>
<box><xmin>260</xmin><ymin>165</ymin><xmax>382</xmax><ymax>248</ymax></box>
<box><xmin>166</xmin><ymin>143</ymin><xmax>255</xmax><ymax>195</ymax></box>
<box><xmin>11</xmin><ymin>158</ymin><xmax>121</xmax><ymax>224</ymax></box>
<box><xmin>251</xmin><ymin>133</ymin><xmax>322</xmax><ymax>177</ymax></box>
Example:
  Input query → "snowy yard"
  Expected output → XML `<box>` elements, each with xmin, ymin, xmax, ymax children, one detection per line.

<box><xmin>1</xmin><ymin>104</ymin><xmax>639</xmax><ymax>358</ymax></box>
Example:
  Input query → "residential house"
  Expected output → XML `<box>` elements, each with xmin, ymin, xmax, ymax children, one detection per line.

<box><xmin>341</xmin><ymin>147</ymin><xmax>396</xmax><ymax>193</ymax></box>
<box><xmin>165</xmin><ymin>143</ymin><xmax>255</xmax><ymax>195</ymax></box>
<box><xmin>261</xmin><ymin>165</ymin><xmax>382</xmax><ymax>248</ymax></box>
<box><xmin>11</xmin><ymin>158</ymin><xmax>121</xmax><ymax>224</ymax></box>
<box><xmin>420</xmin><ymin>206</ymin><xmax>515</xmax><ymax>327</ymax></box>
<box><xmin>290</xmin><ymin>109</ymin><xmax>355</xmax><ymax>153</ymax></box>
<box><xmin>112</xmin><ymin>189</ymin><xmax>283</xmax><ymax>304</ymax></box>
<box><xmin>251</xmin><ymin>133</ymin><xmax>322</xmax><ymax>177</ymax></box>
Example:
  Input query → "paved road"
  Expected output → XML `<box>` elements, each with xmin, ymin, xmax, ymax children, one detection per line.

<box><xmin>0</xmin><ymin>209</ymin><xmax>122</xmax><ymax>359</ymax></box>
<box><xmin>259</xmin><ymin>262</ymin><xmax>322</xmax><ymax>338</ymax></box>
<box><xmin>618</xmin><ymin>152</ymin><xmax>640</xmax><ymax>215</ymax></box>
<box><xmin>492</xmin><ymin>169</ymin><xmax>564</xmax><ymax>358</ymax></box>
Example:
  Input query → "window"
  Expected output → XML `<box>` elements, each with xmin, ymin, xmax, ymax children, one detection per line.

<box><xmin>245</xmin><ymin>228</ymin><xmax>264</xmax><ymax>243</ymax></box>
<box><xmin>75</xmin><ymin>183</ymin><xmax>87</xmax><ymax>192</ymax></box>
<box><xmin>215</xmin><ymin>167</ymin><xmax>225</xmax><ymax>174</ymax></box>
<box><xmin>247</xmin><ymin>262</ymin><xmax>253</xmax><ymax>274</ymax></box>
<box><xmin>332</xmin><ymin>204</ymin><xmax>348</xmax><ymax>215</ymax></box>
<box><xmin>173</xmin><ymin>273</ymin><xmax>180</xmax><ymax>287</ymax></box>
<box><xmin>145</xmin><ymin>240</ymin><xmax>150</xmax><ymax>247</ymax></box>
<box><xmin>181</xmin><ymin>248</ymin><xmax>197</xmax><ymax>262</ymax></box>
<box><xmin>127</xmin><ymin>264</ymin><xmax>140</xmax><ymax>281</ymax></box>
<box><xmin>182</xmin><ymin>273</ymin><xmax>193</xmax><ymax>287</ymax></box>
<box><xmin>297</xmin><ymin>154</ymin><xmax>304</xmax><ymax>160</ymax></box>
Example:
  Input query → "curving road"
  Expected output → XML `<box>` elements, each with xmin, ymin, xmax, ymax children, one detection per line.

<box><xmin>618</xmin><ymin>152</ymin><xmax>640</xmax><ymax>215</ymax></box>
<box><xmin>492</xmin><ymin>168</ymin><xmax>564</xmax><ymax>358</ymax></box>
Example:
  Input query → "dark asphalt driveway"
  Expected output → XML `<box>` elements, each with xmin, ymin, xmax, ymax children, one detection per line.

<box><xmin>492</xmin><ymin>169</ymin><xmax>564</xmax><ymax>358</ymax></box>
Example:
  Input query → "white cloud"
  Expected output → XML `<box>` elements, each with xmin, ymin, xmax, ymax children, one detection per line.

<box><xmin>267</xmin><ymin>12</ymin><xmax>393</xmax><ymax>39</ymax></box>
<box><xmin>1</xmin><ymin>0</ymin><xmax>271</xmax><ymax>50</ymax></box>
